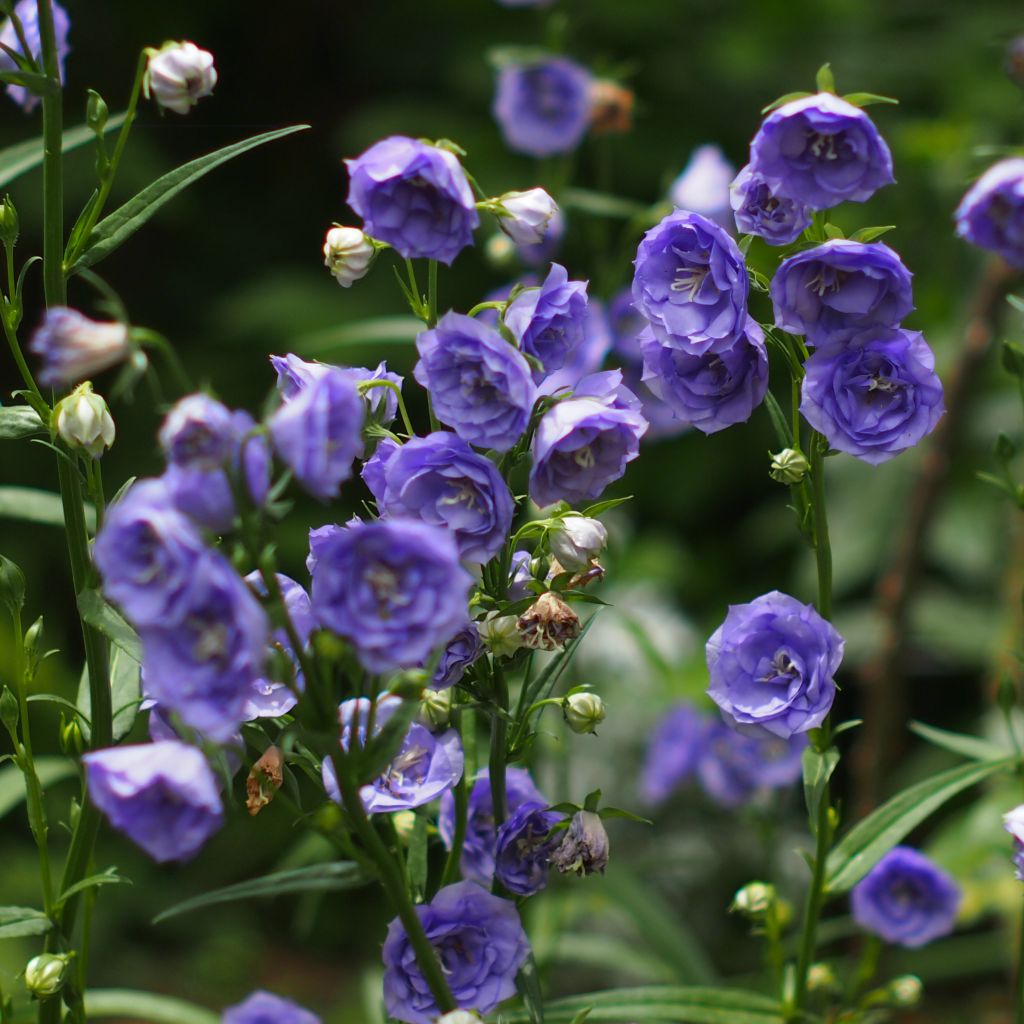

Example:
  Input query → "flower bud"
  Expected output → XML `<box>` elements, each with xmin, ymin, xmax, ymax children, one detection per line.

<box><xmin>549</xmin><ymin>515</ymin><xmax>608</xmax><ymax>571</ymax></box>
<box><xmin>806</xmin><ymin>963</ymin><xmax>839</xmax><ymax>994</ymax></box>
<box><xmin>730</xmin><ymin>881</ymin><xmax>776</xmax><ymax>919</ymax></box>
<box><xmin>29</xmin><ymin>308</ymin><xmax>131</xmax><ymax>390</ymax></box>
<box><xmin>437</xmin><ymin>1013</ymin><xmax>483</xmax><ymax>1024</ymax></box>
<box><xmin>24</xmin><ymin>954</ymin><xmax>70</xmax><ymax>999</ymax></box>
<box><xmin>496</xmin><ymin>188</ymin><xmax>559</xmax><ymax>247</ymax></box>
<box><xmin>0</xmin><ymin>194</ymin><xmax>19</xmax><ymax>247</ymax></box>
<box><xmin>419</xmin><ymin>687</ymin><xmax>452</xmax><ymax>730</ymax></box>
<box><xmin>563</xmin><ymin>692</ymin><xmax>606</xmax><ymax>735</ymax></box>
<box><xmin>55</xmin><ymin>382</ymin><xmax>115</xmax><ymax>458</ymax></box>
<box><xmin>0</xmin><ymin>554</ymin><xmax>25</xmax><ymax>615</ymax></box>
<box><xmin>887</xmin><ymin>975</ymin><xmax>923</xmax><ymax>1008</ymax></box>
<box><xmin>484</xmin><ymin>232</ymin><xmax>517</xmax><ymax>270</ymax></box>
<box><xmin>0</xmin><ymin>686</ymin><xmax>18</xmax><ymax>735</ymax></box>
<box><xmin>86</xmin><ymin>89</ymin><xmax>109</xmax><ymax>133</ymax></box>
<box><xmin>517</xmin><ymin>592</ymin><xmax>581</xmax><ymax>651</ymax></box>
<box><xmin>769</xmin><ymin>447</ymin><xmax>810</xmax><ymax>485</ymax></box>
<box><xmin>144</xmin><ymin>41</ymin><xmax>217</xmax><ymax>115</ymax></box>
<box><xmin>323</xmin><ymin>226</ymin><xmax>375</xmax><ymax>287</ymax></box>
<box><xmin>392</xmin><ymin>810</ymin><xmax>417</xmax><ymax>842</ymax></box>
<box><xmin>588</xmin><ymin>79</ymin><xmax>635</xmax><ymax>135</ymax></box>
<box><xmin>476</xmin><ymin>613</ymin><xmax>526</xmax><ymax>659</ymax></box>
<box><xmin>552</xmin><ymin>810</ymin><xmax>609</xmax><ymax>876</ymax></box>
<box><xmin>59</xmin><ymin>714</ymin><xmax>84</xmax><ymax>757</ymax></box>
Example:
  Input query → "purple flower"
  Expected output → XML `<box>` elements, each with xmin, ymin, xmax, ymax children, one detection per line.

<box><xmin>494</xmin><ymin>801</ymin><xmax>561</xmax><ymax>896</ymax></box>
<box><xmin>771</xmin><ymin>240</ymin><xmax>914</xmax><ymax>345</ymax></box>
<box><xmin>632</xmin><ymin>211</ymin><xmax>748</xmax><ymax>355</ymax></box>
<box><xmin>800</xmin><ymin>327</ymin><xmax>944</xmax><ymax>465</ymax></box>
<box><xmin>139</xmin><ymin>557</ymin><xmax>269</xmax><ymax>742</ymax></box>
<box><xmin>93</xmin><ymin>478</ymin><xmax>208</xmax><ymax>626</ymax></box>
<box><xmin>83</xmin><ymin>741</ymin><xmax>223</xmax><ymax>862</ymax></box>
<box><xmin>749</xmin><ymin>92</ymin><xmax>894</xmax><ymax>210</ymax></box>
<box><xmin>0</xmin><ymin>0</ymin><xmax>70</xmax><ymax>112</ymax></box>
<box><xmin>322</xmin><ymin>696</ymin><xmax>464</xmax><ymax>813</ymax></box>
<box><xmin>439</xmin><ymin>767</ymin><xmax>547</xmax><ymax>885</ymax></box>
<box><xmin>529</xmin><ymin>371</ymin><xmax>647</xmax><ymax>507</ymax></box>
<box><xmin>706</xmin><ymin>590</ymin><xmax>844</xmax><ymax>739</ymax></box>
<box><xmin>493</xmin><ymin>57</ymin><xmax>592</xmax><ymax>158</ymax></box>
<box><xmin>537</xmin><ymin>299</ymin><xmax>612</xmax><ymax>397</ymax></box>
<box><xmin>1004</xmin><ymin>805</ymin><xmax>1024</xmax><ymax>880</ymax></box>
<box><xmin>414</xmin><ymin>313</ymin><xmax>536</xmax><ymax>451</ymax></box>
<box><xmin>955</xmin><ymin>158</ymin><xmax>1024</xmax><ymax>267</ymax></box>
<box><xmin>370</xmin><ymin>432</ymin><xmax>514</xmax><ymax>564</ymax></box>
<box><xmin>432</xmin><ymin>623</ymin><xmax>484</xmax><ymax>689</ymax></box>
<box><xmin>640</xmin><ymin>703</ymin><xmax>710</xmax><ymax>804</ymax></box>
<box><xmin>639</xmin><ymin>317</ymin><xmax>768</xmax><ymax>435</ymax></box>
<box><xmin>505</xmin><ymin>263</ymin><xmax>589</xmax><ymax>383</ymax></box>
<box><xmin>696</xmin><ymin>721</ymin><xmax>806</xmax><ymax>807</ymax></box>
<box><xmin>222</xmin><ymin>990</ymin><xmax>320</xmax><ymax>1024</ymax></box>
<box><xmin>730</xmin><ymin>164</ymin><xmax>811</xmax><ymax>245</ymax></box>
<box><xmin>269</xmin><ymin>367</ymin><xmax>365</xmax><ymax>501</ymax></box>
<box><xmin>851</xmin><ymin>847</ymin><xmax>960</xmax><ymax>948</ymax></box>
<box><xmin>508</xmin><ymin>549</ymin><xmax>534</xmax><ymax>600</ymax></box>
<box><xmin>28</xmin><ymin>308</ymin><xmax>130</xmax><ymax>390</ymax></box>
<box><xmin>346</xmin><ymin>136</ymin><xmax>479</xmax><ymax>265</ymax></box>
<box><xmin>309</xmin><ymin>519</ymin><xmax>471</xmax><ymax>674</ymax></box>
<box><xmin>383</xmin><ymin>881</ymin><xmax>530</xmax><ymax>1024</ymax></box>
<box><xmin>669</xmin><ymin>144</ymin><xmax>736</xmax><ymax>230</ymax></box>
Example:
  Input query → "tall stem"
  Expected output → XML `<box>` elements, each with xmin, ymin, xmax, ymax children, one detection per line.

<box><xmin>810</xmin><ymin>433</ymin><xmax>832</xmax><ymax>620</ymax></box>
<box><xmin>1017</xmin><ymin>893</ymin><xmax>1024</xmax><ymax>1024</ymax></box>
<box><xmin>488</xmin><ymin>662</ymin><xmax>510</xmax><ymax>828</ymax></box>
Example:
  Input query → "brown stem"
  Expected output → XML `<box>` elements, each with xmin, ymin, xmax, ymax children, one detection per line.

<box><xmin>850</xmin><ymin>256</ymin><xmax>1016</xmax><ymax>817</ymax></box>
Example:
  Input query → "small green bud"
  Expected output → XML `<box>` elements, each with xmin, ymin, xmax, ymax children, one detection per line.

<box><xmin>0</xmin><ymin>686</ymin><xmax>19</xmax><ymax>735</ymax></box>
<box><xmin>0</xmin><ymin>194</ymin><xmax>18</xmax><ymax>247</ymax></box>
<box><xmin>477</xmin><ymin>613</ymin><xmax>525</xmax><ymax>658</ymax></box>
<box><xmin>0</xmin><ymin>554</ymin><xmax>26</xmax><ymax>615</ymax></box>
<box><xmin>24</xmin><ymin>953</ymin><xmax>70</xmax><ymax>999</ymax></box>
<box><xmin>23</xmin><ymin>615</ymin><xmax>43</xmax><ymax>678</ymax></box>
<box><xmin>391</xmin><ymin>810</ymin><xmax>417</xmax><ymax>842</ymax></box>
<box><xmin>769</xmin><ymin>448</ymin><xmax>810</xmax><ymax>484</ymax></box>
<box><xmin>86</xmin><ymin>89</ymin><xmax>109</xmax><ymax>133</ymax></box>
<box><xmin>806</xmin><ymin>963</ymin><xmax>839</xmax><ymax>993</ymax></box>
<box><xmin>419</xmin><ymin>688</ymin><xmax>452</xmax><ymax>730</ymax></box>
<box><xmin>887</xmin><ymin>975</ymin><xmax>923</xmax><ymax>1008</ymax></box>
<box><xmin>54</xmin><ymin>382</ymin><xmax>116</xmax><ymax>458</ymax></box>
<box><xmin>563</xmin><ymin>691</ymin><xmax>607</xmax><ymax>735</ymax></box>
<box><xmin>730</xmin><ymin>881</ymin><xmax>776</xmax><ymax>918</ymax></box>
<box><xmin>59</xmin><ymin>715</ymin><xmax>84</xmax><ymax>757</ymax></box>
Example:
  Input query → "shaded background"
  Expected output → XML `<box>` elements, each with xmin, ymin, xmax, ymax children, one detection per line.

<box><xmin>3</xmin><ymin>0</ymin><xmax>1024</xmax><ymax>1020</ymax></box>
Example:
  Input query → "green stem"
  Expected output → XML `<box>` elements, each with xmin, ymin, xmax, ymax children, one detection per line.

<box><xmin>1017</xmin><ymin>894</ymin><xmax>1024</xmax><ymax>1024</ymax></box>
<box><xmin>133</xmin><ymin>328</ymin><xmax>193</xmax><ymax>396</ymax></box>
<box><xmin>439</xmin><ymin>707</ymin><xmax>468</xmax><ymax>889</ymax></box>
<box><xmin>359</xmin><ymin>378</ymin><xmax>415</xmax><ymax>438</ymax></box>
<box><xmin>333</xmin><ymin>752</ymin><xmax>456</xmax><ymax>1014</ymax></box>
<box><xmin>488</xmin><ymin>662</ymin><xmax>510</xmax><ymax>829</ymax></box>
<box><xmin>809</xmin><ymin>433</ymin><xmax>833</xmax><ymax>620</ymax></box>
<box><xmin>427</xmin><ymin>259</ymin><xmax>438</xmax><ymax>328</ymax></box>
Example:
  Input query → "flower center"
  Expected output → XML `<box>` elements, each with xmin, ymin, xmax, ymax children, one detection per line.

<box><xmin>805</xmin><ymin>266</ymin><xmax>847</xmax><ymax>297</ymax></box>
<box><xmin>381</xmin><ymin>745</ymin><xmax>429</xmax><ymax>793</ymax></box>
<box><xmin>759</xmin><ymin>650</ymin><xmax>798</xmax><ymax>684</ymax></box>
<box><xmin>440</xmin><ymin>482</ymin><xmax>480</xmax><ymax>511</ymax></box>
<box><xmin>807</xmin><ymin>131</ymin><xmax>840</xmax><ymax>160</ymax></box>
<box><xmin>573</xmin><ymin>446</ymin><xmax>595</xmax><ymax>469</ymax></box>
<box><xmin>670</xmin><ymin>265</ymin><xmax>708</xmax><ymax>300</ymax></box>
<box><xmin>867</xmin><ymin>373</ymin><xmax>901</xmax><ymax>394</ymax></box>
<box><xmin>193</xmin><ymin>621</ymin><xmax>228</xmax><ymax>663</ymax></box>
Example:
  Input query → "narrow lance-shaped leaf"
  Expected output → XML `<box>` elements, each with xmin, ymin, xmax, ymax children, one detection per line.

<box><xmin>0</xmin><ymin>906</ymin><xmax>51</xmax><ymax>939</ymax></box>
<box><xmin>77</xmin><ymin>590</ymin><xmax>142</xmax><ymax>663</ymax></box>
<box><xmin>0</xmin><ymin>758</ymin><xmax>76</xmax><ymax>821</ymax></box>
<box><xmin>0</xmin><ymin>406</ymin><xmax>44</xmax><ymax>440</ymax></box>
<box><xmin>71</xmin><ymin>124</ymin><xmax>310</xmax><ymax>272</ymax></box>
<box><xmin>83</xmin><ymin>990</ymin><xmax>219</xmax><ymax>1024</ymax></box>
<box><xmin>908</xmin><ymin>720</ymin><xmax>1007</xmax><ymax>762</ymax></box>
<box><xmin>0</xmin><ymin>485</ymin><xmax>96</xmax><ymax>532</ymax></box>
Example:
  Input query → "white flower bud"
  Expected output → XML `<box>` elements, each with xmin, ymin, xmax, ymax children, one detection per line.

<box><xmin>24</xmin><ymin>953</ymin><xmax>70</xmax><ymax>999</ymax></box>
<box><xmin>769</xmin><ymin>448</ymin><xmax>810</xmax><ymax>485</ymax></box>
<box><xmin>476</xmin><ymin>612</ymin><xmax>526</xmax><ymax>659</ymax></box>
<box><xmin>806</xmin><ymin>963</ymin><xmax>839</xmax><ymax>993</ymax></box>
<box><xmin>144</xmin><ymin>41</ymin><xmax>217</xmax><ymax>115</ymax></box>
<box><xmin>549</xmin><ymin>515</ymin><xmax>608</xmax><ymax>571</ymax></box>
<box><xmin>563</xmin><ymin>692</ymin><xmax>606</xmax><ymax>734</ymax></box>
<box><xmin>419</xmin><ymin>687</ymin><xmax>452</xmax><ymax>729</ymax></box>
<box><xmin>497</xmin><ymin>188</ymin><xmax>559</xmax><ymax>246</ymax></box>
<box><xmin>730</xmin><ymin>881</ymin><xmax>776</xmax><ymax>918</ymax></box>
<box><xmin>323</xmin><ymin>226</ymin><xmax>375</xmax><ymax>287</ymax></box>
<box><xmin>436</xmin><ymin>1012</ymin><xmax>483</xmax><ymax>1024</ymax></box>
<box><xmin>55</xmin><ymin>382</ymin><xmax>115</xmax><ymax>458</ymax></box>
<box><xmin>887</xmin><ymin>975</ymin><xmax>923</xmax><ymax>1008</ymax></box>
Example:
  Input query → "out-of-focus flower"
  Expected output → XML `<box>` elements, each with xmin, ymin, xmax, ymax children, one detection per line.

<box><xmin>1003</xmin><ymin>804</ymin><xmax>1024</xmax><ymax>879</ymax></box>
<box><xmin>144</xmin><ymin>41</ymin><xmax>217</xmax><ymax>115</ymax></box>
<box><xmin>55</xmin><ymin>382</ymin><xmax>115</xmax><ymax>458</ymax></box>
<box><xmin>669</xmin><ymin>145</ymin><xmax>735</xmax><ymax>230</ymax></box>
<box><xmin>696</xmin><ymin>721</ymin><xmax>806</xmax><ymax>807</ymax></box>
<box><xmin>955</xmin><ymin>158</ymin><xmax>1024</xmax><ymax>267</ymax></box>
<box><xmin>323</xmin><ymin>226</ymin><xmax>374</xmax><ymax>287</ymax></box>
<box><xmin>346</xmin><ymin>136</ymin><xmax>478</xmax><ymax>264</ymax></box>
<box><xmin>588</xmin><ymin>78</ymin><xmax>635</xmax><ymax>135</ymax></box>
<box><xmin>0</xmin><ymin>0</ymin><xmax>69</xmax><ymax>112</ymax></box>
<box><xmin>29</xmin><ymin>308</ymin><xmax>131</xmax><ymax>390</ymax></box>
<box><xmin>222</xmin><ymin>990</ymin><xmax>320</xmax><ymax>1024</ymax></box>
<box><xmin>431</xmin><ymin>623</ymin><xmax>484</xmax><ymax>690</ymax></box>
<box><xmin>83</xmin><ymin>741</ymin><xmax>223</xmax><ymax>862</ymax></box>
<box><xmin>851</xmin><ymin>847</ymin><xmax>960</xmax><ymax>947</ymax></box>
<box><xmin>640</xmin><ymin>703</ymin><xmax>709</xmax><ymax>804</ymax></box>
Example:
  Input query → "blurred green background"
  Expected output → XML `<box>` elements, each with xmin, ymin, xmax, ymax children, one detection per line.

<box><xmin>4</xmin><ymin>0</ymin><xmax>1024</xmax><ymax>1020</ymax></box>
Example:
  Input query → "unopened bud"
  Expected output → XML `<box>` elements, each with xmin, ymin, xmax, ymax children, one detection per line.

<box><xmin>563</xmin><ymin>692</ymin><xmax>606</xmax><ymax>735</ymax></box>
<box><xmin>0</xmin><ymin>554</ymin><xmax>25</xmax><ymax>615</ymax></box>
<box><xmin>552</xmin><ymin>810</ymin><xmax>609</xmax><ymax>876</ymax></box>
<box><xmin>730</xmin><ymin>881</ymin><xmax>776</xmax><ymax>918</ymax></box>
<box><xmin>0</xmin><ymin>194</ymin><xmax>18</xmax><ymax>247</ymax></box>
<box><xmin>86</xmin><ymin>89</ymin><xmax>109</xmax><ymax>133</ymax></box>
<box><xmin>517</xmin><ymin>592</ymin><xmax>581</xmax><ymax>651</ymax></box>
<box><xmin>323</xmin><ymin>226</ymin><xmax>375</xmax><ymax>287</ymax></box>
<box><xmin>24</xmin><ymin>954</ymin><xmax>70</xmax><ymax>999</ymax></box>
<box><xmin>143</xmin><ymin>41</ymin><xmax>217</xmax><ymax>115</ymax></box>
<box><xmin>246</xmin><ymin>746</ymin><xmax>284</xmax><ymax>817</ymax></box>
<box><xmin>55</xmin><ymin>382</ymin><xmax>115</xmax><ymax>458</ymax></box>
<box><xmin>392</xmin><ymin>810</ymin><xmax>417</xmax><ymax>841</ymax></box>
<box><xmin>476</xmin><ymin>613</ymin><xmax>526</xmax><ymax>659</ymax></box>
<box><xmin>549</xmin><ymin>515</ymin><xmax>608</xmax><ymax>571</ymax></box>
<box><xmin>887</xmin><ymin>975</ymin><xmax>923</xmax><ymax>1008</ymax></box>
<box><xmin>769</xmin><ymin>448</ymin><xmax>810</xmax><ymax>484</ymax></box>
<box><xmin>419</xmin><ymin>688</ymin><xmax>452</xmax><ymax>730</ymax></box>
<box><xmin>0</xmin><ymin>687</ymin><xmax>18</xmax><ymax>735</ymax></box>
<box><xmin>59</xmin><ymin>715</ymin><xmax>84</xmax><ymax>757</ymax></box>
<box><xmin>588</xmin><ymin>79</ymin><xmax>634</xmax><ymax>135</ymax></box>
<box><xmin>806</xmin><ymin>963</ymin><xmax>839</xmax><ymax>993</ymax></box>
<box><xmin>23</xmin><ymin>615</ymin><xmax>43</xmax><ymax>667</ymax></box>
<box><xmin>494</xmin><ymin>188</ymin><xmax>559</xmax><ymax>247</ymax></box>
<box><xmin>437</xmin><ymin>1013</ymin><xmax>483</xmax><ymax>1024</ymax></box>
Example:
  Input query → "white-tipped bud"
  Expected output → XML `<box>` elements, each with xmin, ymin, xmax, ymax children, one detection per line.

<box><xmin>496</xmin><ymin>188</ymin><xmax>559</xmax><ymax>246</ymax></box>
<box><xmin>419</xmin><ymin>687</ymin><xmax>452</xmax><ymax>730</ymax></box>
<box><xmin>55</xmin><ymin>382</ymin><xmax>115</xmax><ymax>458</ymax></box>
<box><xmin>550</xmin><ymin>515</ymin><xmax>608</xmax><ymax>571</ymax></box>
<box><xmin>806</xmin><ymin>963</ymin><xmax>839</xmax><ymax>994</ymax></box>
<box><xmin>887</xmin><ymin>975</ymin><xmax>923</xmax><ymax>1008</ymax></box>
<box><xmin>323</xmin><ymin>226</ymin><xmax>375</xmax><ymax>287</ymax></box>
<box><xmin>730</xmin><ymin>881</ymin><xmax>776</xmax><ymax>919</ymax></box>
<box><xmin>552</xmin><ymin>810</ymin><xmax>609</xmax><ymax>876</ymax></box>
<box><xmin>144</xmin><ymin>41</ymin><xmax>217</xmax><ymax>115</ymax></box>
<box><xmin>24</xmin><ymin>953</ymin><xmax>70</xmax><ymax>999</ymax></box>
<box><xmin>769</xmin><ymin>448</ymin><xmax>810</xmax><ymax>485</ymax></box>
<box><xmin>436</xmin><ymin>1012</ymin><xmax>483</xmax><ymax>1024</ymax></box>
<box><xmin>476</xmin><ymin>613</ymin><xmax>526</xmax><ymax>659</ymax></box>
<box><xmin>563</xmin><ymin>692</ymin><xmax>606</xmax><ymax>735</ymax></box>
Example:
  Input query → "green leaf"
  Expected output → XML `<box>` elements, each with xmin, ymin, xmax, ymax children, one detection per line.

<box><xmin>842</xmin><ymin>92</ymin><xmax>899</xmax><ymax>107</ymax></box>
<box><xmin>0</xmin><ymin>113</ymin><xmax>126</xmax><ymax>190</ymax></box>
<box><xmin>83</xmin><ymin>990</ymin><xmax>218</xmax><ymax>1024</ymax></box>
<box><xmin>0</xmin><ymin>757</ymin><xmax>75</xmax><ymax>821</ymax></box>
<box><xmin>761</xmin><ymin>91</ymin><xmax>812</xmax><ymax>114</ymax></box>
<box><xmin>55</xmin><ymin>867</ymin><xmax>129</xmax><ymax>909</ymax></box>
<box><xmin>152</xmin><ymin>861</ymin><xmax>372</xmax><ymax>924</ymax></box>
<box><xmin>77</xmin><ymin>644</ymin><xmax>141</xmax><ymax>742</ymax></box>
<box><xmin>0</xmin><ymin>485</ymin><xmax>96</xmax><ymax>531</ymax></box>
<box><xmin>815</xmin><ymin>63</ymin><xmax>836</xmax><ymax>93</ymax></box>
<box><xmin>762</xmin><ymin>390</ymin><xmax>792</xmax><ymax>449</ymax></box>
<box><xmin>561</xmin><ymin>188</ymin><xmax>649</xmax><ymax>220</ymax></box>
<box><xmin>516</xmin><ymin>953</ymin><xmax>546</xmax><ymax>1024</ymax></box>
<box><xmin>71</xmin><ymin>125</ymin><xmax>309</xmax><ymax>273</ymax></box>
<box><xmin>0</xmin><ymin>906</ymin><xmax>51</xmax><ymax>939</ymax></box>
<box><xmin>76</xmin><ymin>590</ymin><xmax>142</xmax><ymax>663</ymax></box>
<box><xmin>0</xmin><ymin>406</ymin><xmax>44</xmax><ymax>440</ymax></box>
<box><xmin>802</xmin><ymin>745</ymin><xmax>839</xmax><ymax>833</ymax></box>
<box><xmin>908</xmin><ymin>721</ymin><xmax>1007</xmax><ymax>762</ymax></box>
<box><xmin>849</xmin><ymin>225</ymin><xmax>896</xmax><ymax>243</ymax></box>
<box><xmin>502</xmin><ymin>986</ymin><xmax>784</xmax><ymax>1023</ymax></box>
<box><xmin>581</xmin><ymin>496</ymin><xmax>632</xmax><ymax>517</ymax></box>
<box><xmin>407</xmin><ymin>812</ymin><xmax>428</xmax><ymax>901</ymax></box>
<box><xmin>292</xmin><ymin>315</ymin><xmax>424</xmax><ymax>356</ymax></box>
<box><xmin>823</xmin><ymin>223</ymin><xmax>845</xmax><ymax>240</ymax></box>
<box><xmin>824</xmin><ymin>757</ymin><xmax>1014</xmax><ymax>893</ymax></box>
